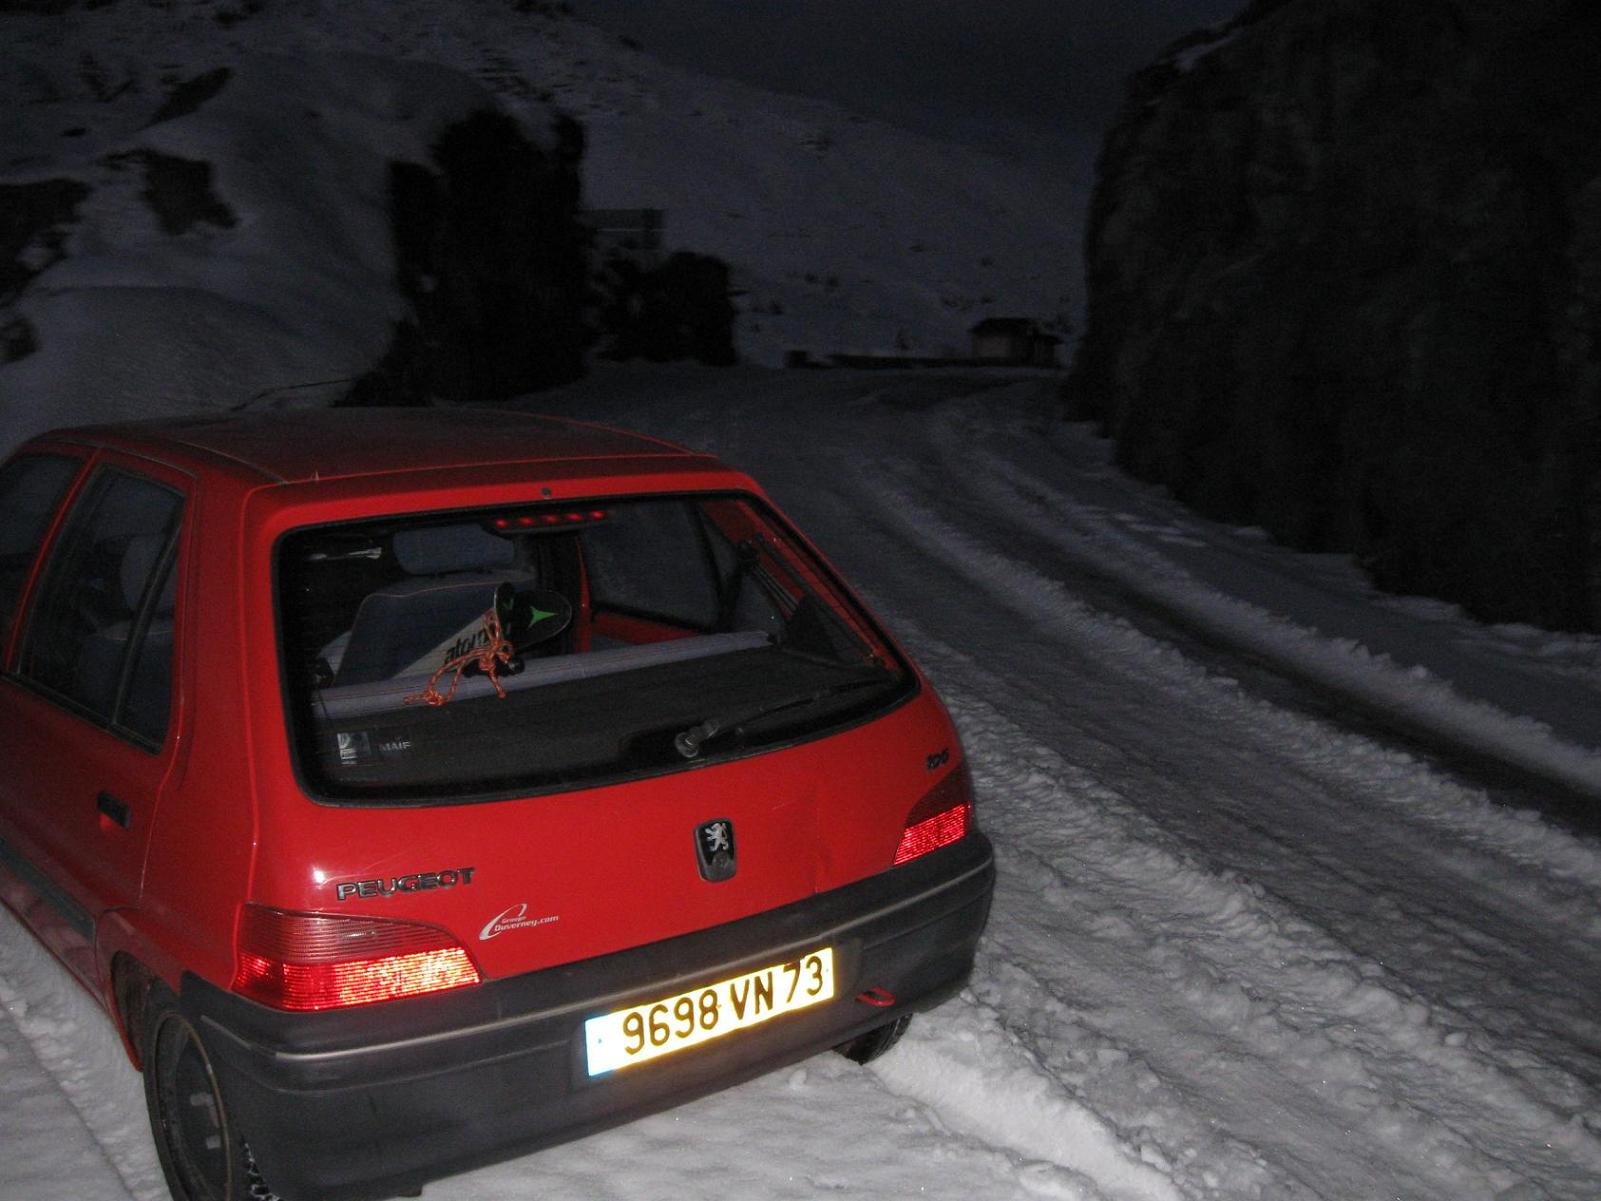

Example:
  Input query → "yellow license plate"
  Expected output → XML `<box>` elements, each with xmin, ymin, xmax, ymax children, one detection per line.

<box><xmin>585</xmin><ymin>946</ymin><xmax>835</xmax><ymax>1076</ymax></box>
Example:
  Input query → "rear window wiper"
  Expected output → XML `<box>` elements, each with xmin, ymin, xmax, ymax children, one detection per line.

<box><xmin>673</xmin><ymin>676</ymin><xmax>887</xmax><ymax>760</ymax></box>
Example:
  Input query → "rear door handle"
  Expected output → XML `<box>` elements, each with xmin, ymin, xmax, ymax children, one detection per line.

<box><xmin>97</xmin><ymin>791</ymin><xmax>132</xmax><ymax>830</ymax></box>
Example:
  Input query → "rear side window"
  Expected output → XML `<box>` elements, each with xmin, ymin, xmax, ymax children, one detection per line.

<box><xmin>583</xmin><ymin>501</ymin><xmax>719</xmax><ymax>627</ymax></box>
<box><xmin>278</xmin><ymin>493</ymin><xmax>911</xmax><ymax>802</ymax></box>
<box><xmin>0</xmin><ymin>453</ymin><xmax>81</xmax><ymax>641</ymax></box>
<box><xmin>19</xmin><ymin>468</ymin><xmax>184</xmax><ymax>745</ymax></box>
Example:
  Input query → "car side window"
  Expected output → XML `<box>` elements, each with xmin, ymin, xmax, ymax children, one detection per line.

<box><xmin>119</xmin><ymin>557</ymin><xmax>179</xmax><ymax>744</ymax></box>
<box><xmin>0</xmin><ymin>453</ymin><xmax>82</xmax><ymax>642</ymax></box>
<box><xmin>583</xmin><ymin>501</ymin><xmax>719</xmax><ymax>628</ymax></box>
<box><xmin>18</xmin><ymin>468</ymin><xmax>184</xmax><ymax>745</ymax></box>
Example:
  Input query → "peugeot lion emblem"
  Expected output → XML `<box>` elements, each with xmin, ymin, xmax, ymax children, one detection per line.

<box><xmin>695</xmin><ymin>818</ymin><xmax>737</xmax><ymax>882</ymax></box>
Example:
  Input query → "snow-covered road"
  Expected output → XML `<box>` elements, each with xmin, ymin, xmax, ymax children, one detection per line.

<box><xmin>3</xmin><ymin>368</ymin><xmax>1599</xmax><ymax>1200</ymax></box>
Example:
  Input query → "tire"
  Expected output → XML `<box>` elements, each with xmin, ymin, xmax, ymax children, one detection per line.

<box><xmin>834</xmin><ymin>1013</ymin><xmax>912</xmax><ymax>1065</ymax></box>
<box><xmin>142</xmin><ymin>989</ymin><xmax>270</xmax><ymax>1201</ymax></box>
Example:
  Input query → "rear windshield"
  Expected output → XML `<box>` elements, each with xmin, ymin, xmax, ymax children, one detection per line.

<box><xmin>277</xmin><ymin>494</ymin><xmax>911</xmax><ymax>803</ymax></box>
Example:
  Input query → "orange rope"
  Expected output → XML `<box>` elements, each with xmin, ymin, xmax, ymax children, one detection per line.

<box><xmin>404</xmin><ymin>606</ymin><xmax>515</xmax><ymax>707</ymax></box>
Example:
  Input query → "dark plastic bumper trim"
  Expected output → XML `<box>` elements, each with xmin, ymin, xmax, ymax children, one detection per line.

<box><xmin>202</xmin><ymin>851</ymin><xmax>992</xmax><ymax>1068</ymax></box>
<box><xmin>187</xmin><ymin>833</ymin><xmax>994</xmax><ymax>1201</ymax></box>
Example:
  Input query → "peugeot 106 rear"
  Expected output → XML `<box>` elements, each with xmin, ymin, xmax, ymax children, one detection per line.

<box><xmin>0</xmin><ymin>408</ymin><xmax>994</xmax><ymax>1201</ymax></box>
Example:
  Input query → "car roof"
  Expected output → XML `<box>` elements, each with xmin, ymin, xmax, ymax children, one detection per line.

<box><xmin>44</xmin><ymin>407</ymin><xmax>705</xmax><ymax>485</ymax></box>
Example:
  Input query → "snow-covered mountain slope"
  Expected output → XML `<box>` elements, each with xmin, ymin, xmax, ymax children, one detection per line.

<box><xmin>0</xmin><ymin>0</ymin><xmax>1081</xmax><ymax>454</ymax></box>
<box><xmin>5</xmin><ymin>370</ymin><xmax>1599</xmax><ymax>1201</ymax></box>
<box><xmin>1</xmin><ymin>45</ymin><xmax>502</xmax><ymax>452</ymax></box>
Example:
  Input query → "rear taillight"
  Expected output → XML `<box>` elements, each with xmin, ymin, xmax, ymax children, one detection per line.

<box><xmin>894</xmin><ymin>761</ymin><xmax>975</xmax><ymax>865</ymax></box>
<box><xmin>232</xmin><ymin>905</ymin><xmax>481</xmax><ymax>1011</ymax></box>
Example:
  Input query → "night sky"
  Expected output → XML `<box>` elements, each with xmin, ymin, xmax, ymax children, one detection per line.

<box><xmin>572</xmin><ymin>0</ymin><xmax>1245</xmax><ymax>170</ymax></box>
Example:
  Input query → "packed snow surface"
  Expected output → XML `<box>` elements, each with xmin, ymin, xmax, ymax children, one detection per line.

<box><xmin>3</xmin><ymin>369</ymin><xmax>1598</xmax><ymax>1201</ymax></box>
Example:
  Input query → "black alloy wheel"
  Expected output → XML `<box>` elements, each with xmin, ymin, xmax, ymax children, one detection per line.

<box><xmin>143</xmin><ymin>993</ymin><xmax>255</xmax><ymax>1201</ymax></box>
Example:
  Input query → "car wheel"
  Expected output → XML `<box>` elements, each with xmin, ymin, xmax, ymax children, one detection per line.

<box><xmin>834</xmin><ymin>1013</ymin><xmax>912</xmax><ymax>1065</ymax></box>
<box><xmin>142</xmin><ymin>989</ymin><xmax>269</xmax><ymax>1201</ymax></box>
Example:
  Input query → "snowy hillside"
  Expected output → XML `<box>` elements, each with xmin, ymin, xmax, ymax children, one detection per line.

<box><xmin>1</xmin><ymin>47</ymin><xmax>500</xmax><ymax>450</ymax></box>
<box><xmin>0</xmin><ymin>0</ymin><xmax>1082</xmax><ymax>454</ymax></box>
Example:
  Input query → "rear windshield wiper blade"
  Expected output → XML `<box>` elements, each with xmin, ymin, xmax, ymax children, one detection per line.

<box><xmin>673</xmin><ymin>676</ymin><xmax>886</xmax><ymax>760</ymax></box>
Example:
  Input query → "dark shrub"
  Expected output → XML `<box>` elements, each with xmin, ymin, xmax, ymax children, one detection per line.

<box><xmin>348</xmin><ymin>110</ymin><xmax>588</xmax><ymax>405</ymax></box>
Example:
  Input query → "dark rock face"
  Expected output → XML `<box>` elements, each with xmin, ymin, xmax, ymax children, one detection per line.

<box><xmin>110</xmin><ymin>150</ymin><xmax>238</xmax><ymax>235</ymax></box>
<box><xmin>348</xmin><ymin>109</ymin><xmax>589</xmax><ymax>406</ymax></box>
<box><xmin>147</xmin><ymin>67</ymin><xmax>231</xmax><ymax>127</ymax></box>
<box><xmin>0</xmin><ymin>178</ymin><xmax>89</xmax><ymax>303</ymax></box>
<box><xmin>1069</xmin><ymin>0</ymin><xmax>1601</xmax><ymax>630</ymax></box>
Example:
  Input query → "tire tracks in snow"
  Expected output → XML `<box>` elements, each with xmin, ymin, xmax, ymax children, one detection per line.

<box><xmin>890</xmin><ymin>600</ymin><xmax>1600</xmax><ymax>1201</ymax></box>
<box><xmin>950</xmin><ymin>412</ymin><xmax>1601</xmax><ymax>820</ymax></box>
<box><xmin>825</xmin><ymin>451</ymin><xmax>1601</xmax><ymax>1199</ymax></box>
<box><xmin>898</xmin><ymin>407</ymin><xmax>1601</xmax><ymax>1084</ymax></box>
<box><xmin>866</xmin><ymin>990</ymin><xmax>1194</xmax><ymax>1201</ymax></box>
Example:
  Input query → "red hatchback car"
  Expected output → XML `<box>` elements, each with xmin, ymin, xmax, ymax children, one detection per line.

<box><xmin>0</xmin><ymin>408</ymin><xmax>993</xmax><ymax>1201</ymax></box>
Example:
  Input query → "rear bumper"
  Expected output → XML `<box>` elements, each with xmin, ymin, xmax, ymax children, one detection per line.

<box><xmin>188</xmin><ymin>833</ymin><xmax>994</xmax><ymax>1201</ymax></box>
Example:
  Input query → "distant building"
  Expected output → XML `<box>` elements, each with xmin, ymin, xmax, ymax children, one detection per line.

<box><xmin>970</xmin><ymin>318</ymin><xmax>1060</xmax><ymax>367</ymax></box>
<box><xmin>583</xmin><ymin>208</ymin><xmax>665</xmax><ymax>264</ymax></box>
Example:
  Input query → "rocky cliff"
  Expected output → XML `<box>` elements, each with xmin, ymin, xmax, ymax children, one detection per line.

<box><xmin>1068</xmin><ymin>0</ymin><xmax>1601</xmax><ymax>630</ymax></box>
